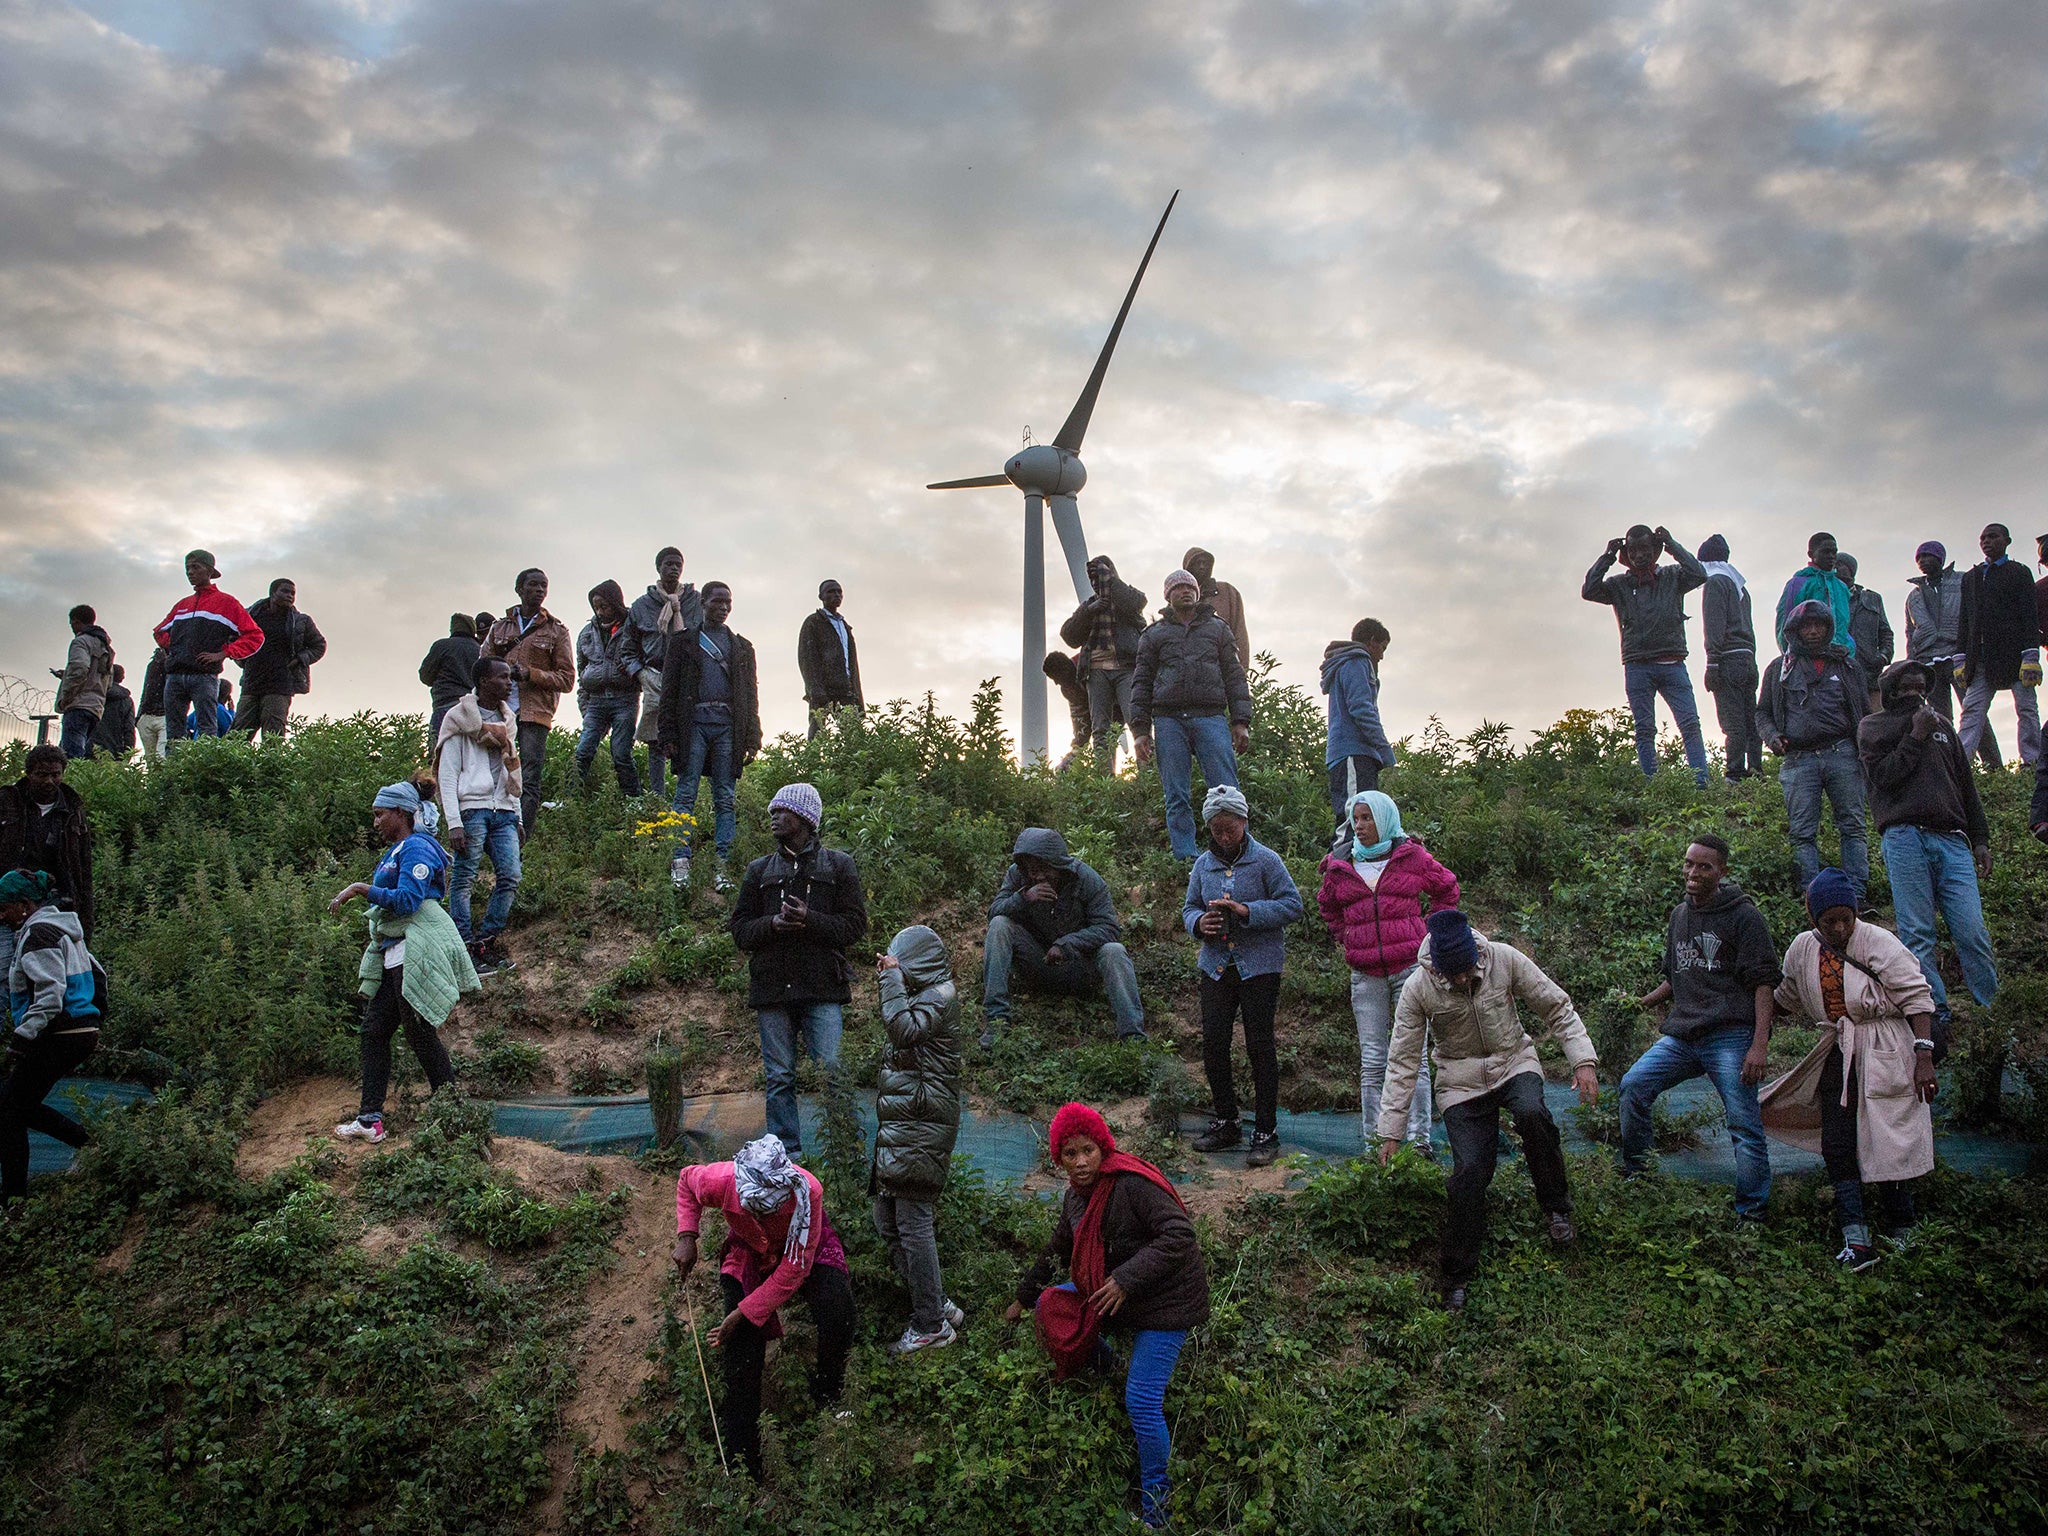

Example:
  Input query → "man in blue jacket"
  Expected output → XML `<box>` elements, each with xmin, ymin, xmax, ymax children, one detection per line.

<box><xmin>1322</xmin><ymin>619</ymin><xmax>1394</xmax><ymax>843</ymax></box>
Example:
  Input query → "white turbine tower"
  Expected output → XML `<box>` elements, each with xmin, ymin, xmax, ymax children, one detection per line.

<box><xmin>927</xmin><ymin>192</ymin><xmax>1178</xmax><ymax>764</ymax></box>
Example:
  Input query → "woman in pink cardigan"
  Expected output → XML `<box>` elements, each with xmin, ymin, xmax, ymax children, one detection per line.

<box><xmin>1317</xmin><ymin>790</ymin><xmax>1461</xmax><ymax>1150</ymax></box>
<box><xmin>671</xmin><ymin>1134</ymin><xmax>855</xmax><ymax>1478</ymax></box>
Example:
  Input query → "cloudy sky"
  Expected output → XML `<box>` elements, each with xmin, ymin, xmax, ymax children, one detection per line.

<box><xmin>4</xmin><ymin>0</ymin><xmax>2047</xmax><ymax>757</ymax></box>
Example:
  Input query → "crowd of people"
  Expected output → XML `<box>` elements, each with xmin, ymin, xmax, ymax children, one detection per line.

<box><xmin>6</xmin><ymin>522</ymin><xmax>2044</xmax><ymax>1529</ymax></box>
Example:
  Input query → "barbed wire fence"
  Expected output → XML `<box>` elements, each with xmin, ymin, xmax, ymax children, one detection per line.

<box><xmin>0</xmin><ymin>674</ymin><xmax>57</xmax><ymax>747</ymax></box>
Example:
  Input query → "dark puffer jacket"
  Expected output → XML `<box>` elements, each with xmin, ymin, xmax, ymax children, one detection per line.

<box><xmin>729</xmin><ymin>836</ymin><xmax>869</xmax><ymax>1006</ymax></box>
<box><xmin>870</xmin><ymin>925</ymin><xmax>962</xmax><ymax>1202</ymax></box>
<box><xmin>0</xmin><ymin>781</ymin><xmax>93</xmax><ymax>937</ymax></box>
<box><xmin>987</xmin><ymin>828</ymin><xmax>1121</xmax><ymax>957</ymax></box>
<box><xmin>239</xmin><ymin>600</ymin><xmax>328</xmax><ymax>697</ymax></box>
<box><xmin>1130</xmin><ymin>603</ymin><xmax>1252</xmax><ymax>731</ymax></box>
<box><xmin>1017</xmin><ymin>1170</ymin><xmax>1211</xmax><ymax>1334</ymax></box>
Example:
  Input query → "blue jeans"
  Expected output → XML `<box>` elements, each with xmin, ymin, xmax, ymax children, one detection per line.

<box><xmin>1153</xmin><ymin>714</ymin><xmax>1239</xmax><ymax>860</ymax></box>
<box><xmin>672</xmin><ymin>717</ymin><xmax>736</xmax><ymax>859</ymax></box>
<box><xmin>1618</xmin><ymin>1027</ymin><xmax>1771</xmax><ymax>1215</ymax></box>
<box><xmin>1125</xmin><ymin>1326</ymin><xmax>1189</xmax><ymax>1527</ymax></box>
<box><xmin>1778</xmin><ymin>740</ymin><xmax>1868</xmax><ymax>897</ymax></box>
<box><xmin>1881</xmin><ymin>825</ymin><xmax>1997</xmax><ymax>1009</ymax></box>
<box><xmin>162</xmin><ymin>673</ymin><xmax>218</xmax><ymax>742</ymax></box>
<box><xmin>450</xmin><ymin>808</ymin><xmax>522</xmax><ymax>941</ymax></box>
<box><xmin>981</xmin><ymin>915</ymin><xmax>1146</xmax><ymax>1035</ymax></box>
<box><xmin>757</xmin><ymin>1002</ymin><xmax>843</xmax><ymax>1152</ymax></box>
<box><xmin>59</xmin><ymin>708</ymin><xmax>99</xmax><ymax>759</ymax></box>
<box><xmin>1622</xmin><ymin>661</ymin><xmax>1708</xmax><ymax>784</ymax></box>
<box><xmin>574</xmin><ymin>693</ymin><xmax>641</xmax><ymax>795</ymax></box>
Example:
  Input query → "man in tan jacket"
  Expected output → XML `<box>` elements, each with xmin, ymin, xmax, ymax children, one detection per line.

<box><xmin>483</xmin><ymin>568</ymin><xmax>576</xmax><ymax>834</ymax></box>
<box><xmin>1378</xmin><ymin>909</ymin><xmax>1599</xmax><ymax>1309</ymax></box>
<box><xmin>1183</xmin><ymin>547</ymin><xmax>1249</xmax><ymax>673</ymax></box>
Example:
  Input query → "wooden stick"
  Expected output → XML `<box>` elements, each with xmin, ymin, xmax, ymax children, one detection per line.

<box><xmin>684</xmin><ymin>1288</ymin><xmax>730</xmax><ymax>1475</ymax></box>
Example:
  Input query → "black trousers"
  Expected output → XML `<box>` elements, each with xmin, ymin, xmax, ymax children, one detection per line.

<box><xmin>1817</xmin><ymin>1043</ymin><xmax>1914</xmax><ymax>1236</ymax></box>
<box><xmin>516</xmin><ymin>720</ymin><xmax>549</xmax><ymax>834</ymax></box>
<box><xmin>1439</xmin><ymin>1071</ymin><xmax>1571</xmax><ymax>1289</ymax></box>
<box><xmin>1199</xmin><ymin>968</ymin><xmax>1280</xmax><ymax>1134</ymax></box>
<box><xmin>718</xmin><ymin>1265</ymin><xmax>856</xmax><ymax>1478</ymax></box>
<box><xmin>0</xmin><ymin>1029</ymin><xmax>97</xmax><ymax>1201</ymax></box>
<box><xmin>1328</xmin><ymin>755</ymin><xmax>1383</xmax><ymax>842</ymax></box>
<box><xmin>1708</xmin><ymin>654</ymin><xmax>1762</xmax><ymax>779</ymax></box>
<box><xmin>359</xmin><ymin>970</ymin><xmax>455</xmax><ymax>1118</ymax></box>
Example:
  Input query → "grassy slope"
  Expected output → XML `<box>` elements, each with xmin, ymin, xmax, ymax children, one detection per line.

<box><xmin>2</xmin><ymin>678</ymin><xmax>2045</xmax><ymax>1533</ymax></box>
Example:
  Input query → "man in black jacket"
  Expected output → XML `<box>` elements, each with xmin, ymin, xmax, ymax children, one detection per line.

<box><xmin>797</xmin><ymin>579</ymin><xmax>864</xmax><ymax>737</ymax></box>
<box><xmin>234</xmin><ymin>579</ymin><xmax>327</xmax><ymax>742</ymax></box>
<box><xmin>1059</xmin><ymin>556</ymin><xmax>1148</xmax><ymax>767</ymax></box>
<box><xmin>1862</xmin><ymin>660</ymin><xmax>1997</xmax><ymax>1023</ymax></box>
<box><xmin>91</xmin><ymin>665</ymin><xmax>137</xmax><ymax>759</ymax></box>
<box><xmin>1759</xmin><ymin>601</ymin><xmax>1869</xmax><ymax>898</ymax></box>
<box><xmin>0</xmin><ymin>746</ymin><xmax>93</xmax><ymax>976</ymax></box>
<box><xmin>1131</xmin><ymin>570</ymin><xmax>1251</xmax><ymax>861</ymax></box>
<box><xmin>980</xmin><ymin>827</ymin><xmax>1146</xmax><ymax>1049</ymax></box>
<box><xmin>657</xmin><ymin>582</ymin><xmax>761</xmax><ymax>887</ymax></box>
<box><xmin>419</xmin><ymin>614</ymin><xmax>480</xmax><ymax>750</ymax></box>
<box><xmin>1959</xmin><ymin>522</ymin><xmax>2040</xmax><ymax>765</ymax></box>
<box><xmin>728</xmin><ymin>782</ymin><xmax>867</xmax><ymax>1155</ymax></box>
<box><xmin>135</xmin><ymin>648</ymin><xmax>168</xmax><ymax>762</ymax></box>
<box><xmin>1620</xmin><ymin>835</ymin><xmax>1779</xmax><ymax>1217</ymax></box>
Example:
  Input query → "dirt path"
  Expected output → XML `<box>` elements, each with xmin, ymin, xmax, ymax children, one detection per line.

<box><xmin>237</xmin><ymin>1076</ymin><xmax>362</xmax><ymax>1178</ymax></box>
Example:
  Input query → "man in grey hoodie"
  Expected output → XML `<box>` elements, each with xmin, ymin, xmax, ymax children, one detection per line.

<box><xmin>1904</xmin><ymin>542</ymin><xmax>1965</xmax><ymax>722</ymax></box>
<box><xmin>980</xmin><ymin>828</ymin><xmax>1145</xmax><ymax>1049</ymax></box>
<box><xmin>1696</xmin><ymin>537</ymin><xmax>1760</xmax><ymax>781</ymax></box>
<box><xmin>53</xmin><ymin>606</ymin><xmax>114</xmax><ymax>761</ymax></box>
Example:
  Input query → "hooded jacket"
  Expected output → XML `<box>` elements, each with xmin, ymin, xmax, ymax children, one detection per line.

<box><xmin>798</xmin><ymin>607</ymin><xmax>864</xmax><ymax>707</ymax></box>
<box><xmin>0</xmin><ymin>781</ymin><xmax>93</xmax><ymax>938</ymax></box>
<box><xmin>1377</xmin><ymin>932</ymin><xmax>1597</xmax><ymax>1141</ymax></box>
<box><xmin>92</xmin><ymin>684</ymin><xmax>137</xmax><ymax>755</ymax></box>
<box><xmin>153</xmin><ymin>585</ymin><xmax>263</xmax><ymax>676</ymax></box>
<box><xmin>419</xmin><ymin>632</ymin><xmax>481</xmax><ymax>710</ymax></box>
<box><xmin>1131</xmin><ymin>603</ymin><xmax>1252</xmax><ymax>730</ymax></box>
<box><xmin>1774</xmin><ymin>566</ymin><xmax>1855</xmax><ymax>658</ymax></box>
<box><xmin>1700</xmin><ymin>563</ymin><xmax>1756</xmax><ymax>661</ymax></box>
<box><xmin>1321</xmin><ymin>641</ymin><xmax>1393</xmax><ymax>768</ymax></box>
<box><xmin>729</xmin><ymin>833</ymin><xmax>869</xmax><ymax>1006</ymax></box>
<box><xmin>987</xmin><ymin>828</ymin><xmax>1121</xmax><ymax>957</ymax></box>
<box><xmin>7</xmin><ymin>903</ymin><xmax>106</xmax><ymax>1042</ymax></box>
<box><xmin>1058</xmin><ymin>559</ymin><xmax>1148</xmax><ymax>669</ymax></box>
<box><xmin>239</xmin><ymin>599</ymin><xmax>328</xmax><ymax>697</ymax></box>
<box><xmin>1960</xmin><ymin>555</ymin><xmax>2037</xmax><ymax>689</ymax></box>
<box><xmin>482</xmin><ymin>606</ymin><xmax>577</xmax><ymax>726</ymax></box>
<box><xmin>624</xmin><ymin>582</ymin><xmax>704</xmax><ymax>673</ymax></box>
<box><xmin>1658</xmin><ymin>881</ymin><xmax>1780</xmax><ymax>1042</ymax></box>
<box><xmin>1758</xmin><ymin>601</ymin><xmax>1867</xmax><ymax>750</ymax></box>
<box><xmin>55</xmin><ymin>626</ymin><xmax>114</xmax><ymax>716</ymax></box>
<box><xmin>1316</xmin><ymin>839</ymin><xmax>1461</xmax><ymax>978</ymax></box>
<box><xmin>434</xmin><ymin>693</ymin><xmax>522</xmax><ymax>825</ymax></box>
<box><xmin>575</xmin><ymin>582</ymin><xmax>643</xmax><ymax>699</ymax></box>
<box><xmin>1582</xmin><ymin>546</ymin><xmax>1708</xmax><ymax>663</ymax></box>
<box><xmin>871</xmin><ymin>926</ymin><xmax>962</xmax><ymax>1201</ymax></box>
<box><xmin>1182</xmin><ymin>834</ymin><xmax>1303</xmax><ymax>980</ymax></box>
<box><xmin>656</xmin><ymin>624</ymin><xmax>763</xmax><ymax>767</ymax></box>
<box><xmin>1183</xmin><ymin>548</ymin><xmax>1251</xmax><ymax>671</ymax></box>
<box><xmin>1904</xmin><ymin>566</ymin><xmax>1964</xmax><ymax>663</ymax></box>
<box><xmin>1858</xmin><ymin>661</ymin><xmax>1989</xmax><ymax>843</ymax></box>
<box><xmin>1844</xmin><ymin>586</ymin><xmax>1894</xmax><ymax>678</ymax></box>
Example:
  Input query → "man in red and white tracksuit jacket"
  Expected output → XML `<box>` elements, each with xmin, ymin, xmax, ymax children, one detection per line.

<box><xmin>151</xmin><ymin>549</ymin><xmax>263</xmax><ymax>741</ymax></box>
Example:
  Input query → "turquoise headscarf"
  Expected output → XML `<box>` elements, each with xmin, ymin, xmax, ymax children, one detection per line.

<box><xmin>1347</xmin><ymin>790</ymin><xmax>1403</xmax><ymax>861</ymax></box>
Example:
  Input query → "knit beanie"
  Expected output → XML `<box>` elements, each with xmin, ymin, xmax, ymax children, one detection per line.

<box><xmin>1916</xmin><ymin>540</ymin><xmax>1945</xmax><ymax>563</ymax></box>
<box><xmin>1203</xmin><ymin>784</ymin><xmax>1249</xmax><ymax>821</ymax></box>
<box><xmin>1164</xmin><ymin>569</ymin><xmax>1200</xmax><ymax>600</ymax></box>
<box><xmin>1805</xmin><ymin>867</ymin><xmax>1858</xmax><ymax>921</ymax></box>
<box><xmin>1425</xmin><ymin>909</ymin><xmax>1479</xmax><ymax>975</ymax></box>
<box><xmin>1697</xmin><ymin>534</ymin><xmax>1730</xmax><ymax>562</ymax></box>
<box><xmin>0</xmin><ymin>868</ymin><xmax>55</xmax><ymax>906</ymax></box>
<box><xmin>1048</xmin><ymin>1102</ymin><xmax>1118</xmax><ymax>1161</ymax></box>
<box><xmin>768</xmin><ymin>781</ymin><xmax>824</xmax><ymax>830</ymax></box>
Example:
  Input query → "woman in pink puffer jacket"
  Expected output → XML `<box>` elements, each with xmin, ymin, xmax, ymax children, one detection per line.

<box><xmin>1317</xmin><ymin>790</ymin><xmax>1460</xmax><ymax>1149</ymax></box>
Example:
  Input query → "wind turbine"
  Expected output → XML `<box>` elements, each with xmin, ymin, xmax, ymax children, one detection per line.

<box><xmin>927</xmin><ymin>191</ymin><xmax>1178</xmax><ymax>764</ymax></box>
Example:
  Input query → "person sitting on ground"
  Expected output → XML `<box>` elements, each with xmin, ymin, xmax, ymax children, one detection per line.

<box><xmin>871</xmin><ymin>924</ymin><xmax>967</xmax><ymax>1356</ymax></box>
<box><xmin>1059</xmin><ymin>555</ymin><xmax>1149</xmax><ymax>769</ymax></box>
<box><xmin>187</xmin><ymin>679</ymin><xmax>235</xmax><ymax>738</ymax></box>
<box><xmin>1317</xmin><ymin>790</ymin><xmax>1459</xmax><ymax>1155</ymax></box>
<box><xmin>1581</xmin><ymin>524</ymin><xmax>1710</xmax><ymax>786</ymax></box>
<box><xmin>1774</xmin><ymin>531</ymin><xmax>1855</xmax><ymax>658</ymax></box>
<box><xmin>420</xmin><ymin>613</ymin><xmax>481</xmax><ymax>750</ymax></box>
<box><xmin>625</xmin><ymin>546</ymin><xmax>703</xmax><ymax>797</ymax></box>
<box><xmin>729</xmin><ymin>783</ymin><xmax>867</xmax><ymax>1157</ymax></box>
<box><xmin>672</xmin><ymin>1134</ymin><xmax>855</xmax><ymax>1482</ymax></box>
<box><xmin>92</xmin><ymin>664</ymin><xmax>137</xmax><ymax>759</ymax></box>
<box><xmin>0</xmin><ymin>868</ymin><xmax>107</xmax><ymax>1212</ymax></box>
<box><xmin>1005</xmin><ymin>1103</ymin><xmax>1210</xmax><ymax>1532</ymax></box>
<box><xmin>572</xmin><ymin>579</ymin><xmax>643</xmax><ymax>797</ymax></box>
<box><xmin>1184</xmin><ymin>785</ymin><xmax>1303</xmax><ymax>1168</ymax></box>
<box><xmin>435</xmin><ymin>656</ymin><xmax>524</xmax><ymax>976</ymax></box>
<box><xmin>1834</xmin><ymin>554</ymin><xmax>1893</xmax><ymax>711</ymax></box>
<box><xmin>981</xmin><ymin>827</ymin><xmax>1146</xmax><ymax>1050</ymax></box>
<box><xmin>328</xmin><ymin>780</ymin><xmax>477</xmax><ymax>1145</ymax></box>
<box><xmin>1378</xmin><ymin>910</ymin><xmax>1599</xmax><ymax>1310</ymax></box>
<box><xmin>1620</xmin><ymin>835</ymin><xmax>1779</xmax><ymax>1219</ymax></box>
<box><xmin>1859</xmin><ymin>660</ymin><xmax>1996</xmax><ymax>1029</ymax></box>
<box><xmin>1759</xmin><ymin>600</ymin><xmax>1869</xmax><ymax>900</ymax></box>
<box><xmin>1131</xmin><ymin>569</ymin><xmax>1252</xmax><ymax>862</ymax></box>
<box><xmin>1760</xmin><ymin>868</ymin><xmax>1938</xmax><ymax>1271</ymax></box>
<box><xmin>0</xmin><ymin>745</ymin><xmax>94</xmax><ymax>979</ymax></box>
<box><xmin>1322</xmin><ymin>618</ymin><xmax>1395</xmax><ymax>839</ymax></box>
<box><xmin>53</xmin><ymin>604</ymin><xmax>113</xmax><ymax>761</ymax></box>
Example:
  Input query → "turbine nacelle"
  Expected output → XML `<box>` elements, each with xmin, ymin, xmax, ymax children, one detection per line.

<box><xmin>1004</xmin><ymin>444</ymin><xmax>1086</xmax><ymax>498</ymax></box>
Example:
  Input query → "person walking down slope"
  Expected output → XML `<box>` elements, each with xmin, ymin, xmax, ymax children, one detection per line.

<box><xmin>1182</xmin><ymin>547</ymin><xmax>1251</xmax><ymax>674</ymax></box>
<box><xmin>153</xmin><ymin>549</ymin><xmax>263</xmax><ymax>744</ymax></box>
<box><xmin>1697</xmin><ymin>536</ymin><xmax>1763</xmax><ymax>781</ymax></box>
<box><xmin>1323</xmin><ymin>618</ymin><xmax>1396</xmax><ymax>837</ymax></box>
<box><xmin>234</xmin><ymin>579</ymin><xmax>327</xmax><ymax>742</ymax></box>
<box><xmin>0</xmin><ymin>869</ymin><xmax>107</xmax><ymax>1209</ymax></box>
<box><xmin>1761</xmin><ymin>869</ymin><xmax>1938</xmax><ymax>1270</ymax></box>
<box><xmin>1007</xmin><ymin>1103</ymin><xmax>1210</xmax><ymax>1531</ymax></box>
<box><xmin>1859</xmin><ymin>660</ymin><xmax>1997</xmax><ymax>1025</ymax></box>
<box><xmin>1318</xmin><ymin>790</ymin><xmax>1460</xmax><ymax>1154</ymax></box>
<box><xmin>1904</xmin><ymin>542</ymin><xmax>1966</xmax><ymax>724</ymax></box>
<box><xmin>1834</xmin><ymin>554</ymin><xmax>1893</xmax><ymax>712</ymax></box>
<box><xmin>982</xmin><ymin>828</ymin><xmax>1147</xmax><ymax>1049</ymax></box>
<box><xmin>483</xmin><ymin>568</ymin><xmax>577</xmax><ymax>835</ymax></box>
<box><xmin>870</xmin><ymin>925</ymin><xmax>967</xmax><ymax>1355</ymax></box>
<box><xmin>572</xmin><ymin>580</ymin><xmax>643</xmax><ymax>797</ymax></box>
<box><xmin>53</xmin><ymin>605</ymin><xmax>114</xmax><ymax>760</ymax></box>
<box><xmin>420</xmin><ymin>614</ymin><xmax>481</xmax><ymax>751</ymax></box>
<box><xmin>1132</xmin><ymin>569</ymin><xmax>1252</xmax><ymax>861</ymax></box>
<box><xmin>798</xmin><ymin>579</ymin><xmax>864</xmax><ymax>738</ymax></box>
<box><xmin>1774</xmin><ymin>532</ymin><xmax>1855</xmax><ymax>660</ymax></box>
<box><xmin>625</xmin><ymin>547</ymin><xmax>702</xmax><ymax>797</ymax></box>
<box><xmin>328</xmin><ymin>781</ymin><xmax>477</xmax><ymax>1144</ymax></box>
<box><xmin>1184</xmin><ymin>786</ymin><xmax>1303</xmax><ymax>1169</ymax></box>
<box><xmin>1581</xmin><ymin>524</ymin><xmax>1710</xmax><ymax>786</ymax></box>
<box><xmin>1958</xmin><ymin>522</ymin><xmax>2041</xmax><ymax>766</ymax></box>
<box><xmin>1760</xmin><ymin>600</ymin><xmax>1870</xmax><ymax>900</ymax></box>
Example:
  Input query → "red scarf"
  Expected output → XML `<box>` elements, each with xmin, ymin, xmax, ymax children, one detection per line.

<box><xmin>1034</xmin><ymin>1154</ymin><xmax>1186</xmax><ymax>1380</ymax></box>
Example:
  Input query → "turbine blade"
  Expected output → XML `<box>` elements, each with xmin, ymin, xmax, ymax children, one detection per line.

<box><xmin>926</xmin><ymin>474</ymin><xmax>1012</xmax><ymax>490</ymax></box>
<box><xmin>1052</xmin><ymin>190</ymin><xmax>1178</xmax><ymax>454</ymax></box>
<box><xmin>1048</xmin><ymin>496</ymin><xmax>1092</xmax><ymax>602</ymax></box>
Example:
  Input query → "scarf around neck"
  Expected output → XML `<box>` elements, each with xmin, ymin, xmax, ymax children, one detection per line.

<box><xmin>1347</xmin><ymin>789</ymin><xmax>1403</xmax><ymax>860</ymax></box>
<box><xmin>733</xmin><ymin>1134</ymin><xmax>812</xmax><ymax>1264</ymax></box>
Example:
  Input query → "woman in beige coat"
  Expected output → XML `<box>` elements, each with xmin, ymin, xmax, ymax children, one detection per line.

<box><xmin>1760</xmin><ymin>867</ymin><xmax>1939</xmax><ymax>1270</ymax></box>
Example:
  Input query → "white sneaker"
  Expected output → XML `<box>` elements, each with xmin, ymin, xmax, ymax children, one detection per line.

<box><xmin>889</xmin><ymin>1320</ymin><xmax>957</xmax><ymax>1356</ymax></box>
<box><xmin>942</xmin><ymin>1298</ymin><xmax>965</xmax><ymax>1330</ymax></box>
<box><xmin>669</xmin><ymin>856</ymin><xmax>690</xmax><ymax>888</ymax></box>
<box><xmin>334</xmin><ymin>1117</ymin><xmax>386</xmax><ymax>1144</ymax></box>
